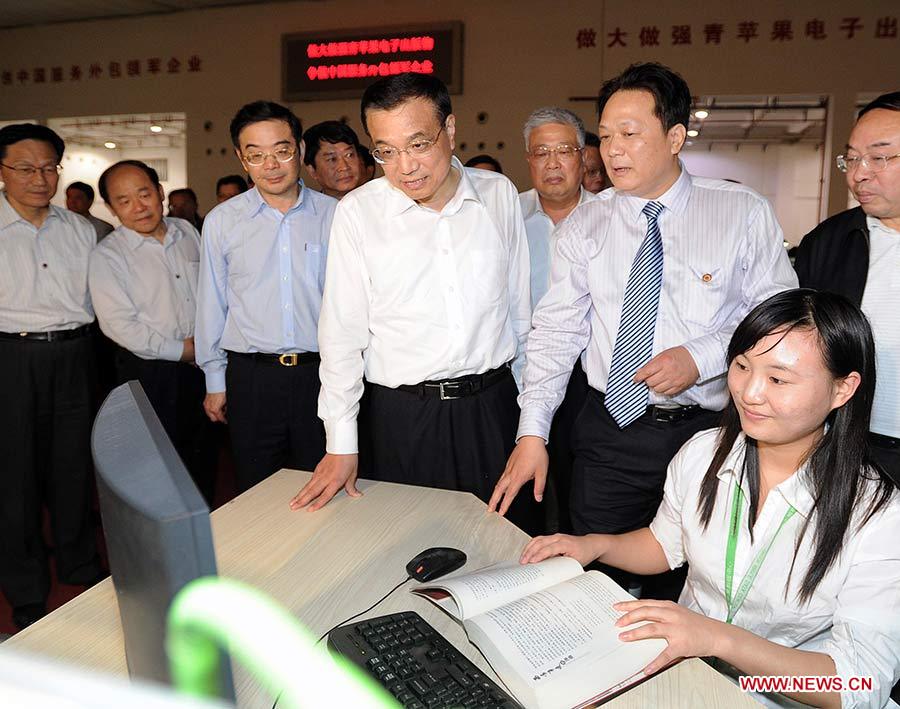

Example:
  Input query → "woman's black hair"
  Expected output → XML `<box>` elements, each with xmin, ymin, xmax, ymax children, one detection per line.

<box><xmin>697</xmin><ymin>288</ymin><xmax>895</xmax><ymax>603</ymax></box>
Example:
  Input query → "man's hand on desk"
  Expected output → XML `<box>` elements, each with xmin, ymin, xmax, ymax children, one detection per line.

<box><xmin>487</xmin><ymin>436</ymin><xmax>548</xmax><ymax>517</ymax></box>
<box><xmin>634</xmin><ymin>346</ymin><xmax>700</xmax><ymax>397</ymax></box>
<box><xmin>289</xmin><ymin>453</ymin><xmax>361</xmax><ymax>511</ymax></box>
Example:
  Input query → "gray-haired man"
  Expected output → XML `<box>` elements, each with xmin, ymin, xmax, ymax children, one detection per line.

<box><xmin>518</xmin><ymin>107</ymin><xmax>597</xmax><ymax>533</ymax></box>
<box><xmin>519</xmin><ymin>107</ymin><xmax>597</xmax><ymax>310</ymax></box>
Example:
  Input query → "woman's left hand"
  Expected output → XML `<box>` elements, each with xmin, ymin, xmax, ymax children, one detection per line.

<box><xmin>614</xmin><ymin>599</ymin><xmax>732</xmax><ymax>675</ymax></box>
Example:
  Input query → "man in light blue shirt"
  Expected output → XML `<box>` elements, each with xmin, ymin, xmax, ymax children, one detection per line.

<box><xmin>0</xmin><ymin>124</ymin><xmax>104</xmax><ymax>629</ymax></box>
<box><xmin>196</xmin><ymin>101</ymin><xmax>337</xmax><ymax>491</ymax></box>
<box><xmin>90</xmin><ymin>160</ymin><xmax>216</xmax><ymax>503</ymax></box>
<box><xmin>519</xmin><ymin>107</ymin><xmax>596</xmax><ymax>533</ymax></box>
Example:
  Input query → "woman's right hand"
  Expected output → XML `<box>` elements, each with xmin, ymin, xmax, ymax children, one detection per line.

<box><xmin>520</xmin><ymin>534</ymin><xmax>606</xmax><ymax>567</ymax></box>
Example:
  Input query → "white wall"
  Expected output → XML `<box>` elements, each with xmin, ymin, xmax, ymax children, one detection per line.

<box><xmin>681</xmin><ymin>143</ymin><xmax>823</xmax><ymax>246</ymax></box>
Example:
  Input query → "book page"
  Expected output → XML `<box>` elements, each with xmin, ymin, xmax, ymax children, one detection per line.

<box><xmin>411</xmin><ymin>556</ymin><xmax>582</xmax><ymax>620</ymax></box>
<box><xmin>467</xmin><ymin>571</ymin><xmax>667</xmax><ymax>709</ymax></box>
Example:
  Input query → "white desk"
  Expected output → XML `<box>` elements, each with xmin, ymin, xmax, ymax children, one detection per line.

<box><xmin>7</xmin><ymin>470</ymin><xmax>759</xmax><ymax>708</ymax></box>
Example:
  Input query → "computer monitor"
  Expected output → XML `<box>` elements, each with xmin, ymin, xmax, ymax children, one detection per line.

<box><xmin>92</xmin><ymin>382</ymin><xmax>234</xmax><ymax>700</ymax></box>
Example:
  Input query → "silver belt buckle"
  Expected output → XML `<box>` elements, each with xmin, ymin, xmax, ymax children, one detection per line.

<box><xmin>439</xmin><ymin>382</ymin><xmax>461</xmax><ymax>400</ymax></box>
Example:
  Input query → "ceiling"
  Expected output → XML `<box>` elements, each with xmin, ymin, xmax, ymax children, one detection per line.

<box><xmin>48</xmin><ymin>113</ymin><xmax>186</xmax><ymax>149</ymax></box>
<box><xmin>0</xmin><ymin>0</ymin><xmax>318</xmax><ymax>29</ymax></box>
<box><xmin>686</xmin><ymin>94</ymin><xmax>828</xmax><ymax>146</ymax></box>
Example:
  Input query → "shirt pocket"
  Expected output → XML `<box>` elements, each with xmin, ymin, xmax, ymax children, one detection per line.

<box><xmin>682</xmin><ymin>266</ymin><xmax>725</xmax><ymax>329</ymax></box>
<box><xmin>305</xmin><ymin>242</ymin><xmax>322</xmax><ymax>286</ymax></box>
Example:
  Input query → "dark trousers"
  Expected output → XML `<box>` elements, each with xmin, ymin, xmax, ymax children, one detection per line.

<box><xmin>367</xmin><ymin>369</ymin><xmax>541</xmax><ymax>535</ymax></box>
<box><xmin>225</xmin><ymin>352</ymin><xmax>325</xmax><ymax>492</ymax></box>
<box><xmin>546</xmin><ymin>359</ymin><xmax>589</xmax><ymax>534</ymax></box>
<box><xmin>572</xmin><ymin>388</ymin><xmax>720</xmax><ymax>599</ymax></box>
<box><xmin>870</xmin><ymin>433</ymin><xmax>900</xmax><ymax>487</ymax></box>
<box><xmin>0</xmin><ymin>335</ymin><xmax>102</xmax><ymax>609</ymax></box>
<box><xmin>114</xmin><ymin>348</ymin><xmax>217</xmax><ymax>505</ymax></box>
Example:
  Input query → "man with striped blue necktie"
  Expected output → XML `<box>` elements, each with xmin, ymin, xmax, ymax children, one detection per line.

<box><xmin>489</xmin><ymin>62</ymin><xmax>797</xmax><ymax>599</ymax></box>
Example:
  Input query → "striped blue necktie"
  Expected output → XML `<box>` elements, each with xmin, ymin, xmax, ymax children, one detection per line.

<box><xmin>604</xmin><ymin>201</ymin><xmax>665</xmax><ymax>428</ymax></box>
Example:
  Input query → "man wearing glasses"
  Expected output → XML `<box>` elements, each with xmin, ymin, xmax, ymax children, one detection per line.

<box><xmin>196</xmin><ymin>101</ymin><xmax>338</xmax><ymax>491</ymax></box>
<box><xmin>0</xmin><ymin>124</ymin><xmax>104</xmax><ymax>629</ymax></box>
<box><xmin>795</xmin><ymin>91</ymin><xmax>900</xmax><ymax>483</ymax></box>
<box><xmin>302</xmin><ymin>120</ymin><xmax>364</xmax><ymax>200</ymax></box>
<box><xmin>290</xmin><ymin>73</ymin><xmax>538</xmax><ymax>533</ymax></box>
<box><xmin>519</xmin><ymin>107</ymin><xmax>596</xmax><ymax>534</ymax></box>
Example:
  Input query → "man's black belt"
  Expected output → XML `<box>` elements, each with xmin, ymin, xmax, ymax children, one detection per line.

<box><xmin>0</xmin><ymin>324</ymin><xmax>93</xmax><ymax>342</ymax></box>
<box><xmin>647</xmin><ymin>404</ymin><xmax>704</xmax><ymax>423</ymax></box>
<box><xmin>870</xmin><ymin>431</ymin><xmax>900</xmax><ymax>449</ymax></box>
<box><xmin>227</xmin><ymin>350</ymin><xmax>320</xmax><ymax>367</ymax></box>
<box><xmin>395</xmin><ymin>364</ymin><xmax>511</xmax><ymax>400</ymax></box>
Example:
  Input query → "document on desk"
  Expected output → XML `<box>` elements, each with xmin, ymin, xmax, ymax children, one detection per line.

<box><xmin>412</xmin><ymin>557</ymin><xmax>667</xmax><ymax>709</ymax></box>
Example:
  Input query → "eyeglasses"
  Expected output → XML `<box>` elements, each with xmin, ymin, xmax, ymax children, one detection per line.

<box><xmin>242</xmin><ymin>146</ymin><xmax>297</xmax><ymax>166</ymax></box>
<box><xmin>527</xmin><ymin>144</ymin><xmax>583</xmax><ymax>162</ymax></box>
<box><xmin>836</xmin><ymin>153</ymin><xmax>900</xmax><ymax>173</ymax></box>
<box><xmin>0</xmin><ymin>162</ymin><xmax>63</xmax><ymax>179</ymax></box>
<box><xmin>370</xmin><ymin>126</ymin><xmax>444</xmax><ymax>165</ymax></box>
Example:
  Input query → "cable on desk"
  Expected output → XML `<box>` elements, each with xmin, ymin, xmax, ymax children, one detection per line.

<box><xmin>316</xmin><ymin>575</ymin><xmax>412</xmax><ymax>643</ymax></box>
<box><xmin>271</xmin><ymin>575</ymin><xmax>413</xmax><ymax>709</ymax></box>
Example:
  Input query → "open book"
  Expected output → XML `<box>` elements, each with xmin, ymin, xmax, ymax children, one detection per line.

<box><xmin>411</xmin><ymin>556</ymin><xmax>667</xmax><ymax>709</ymax></box>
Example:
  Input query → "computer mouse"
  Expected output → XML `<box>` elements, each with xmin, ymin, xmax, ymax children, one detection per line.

<box><xmin>406</xmin><ymin>547</ymin><xmax>467</xmax><ymax>582</ymax></box>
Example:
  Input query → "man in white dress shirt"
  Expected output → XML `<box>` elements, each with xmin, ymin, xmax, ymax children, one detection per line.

<box><xmin>0</xmin><ymin>124</ymin><xmax>104</xmax><ymax>629</ymax></box>
<box><xmin>290</xmin><ymin>72</ymin><xmax>538</xmax><ymax>532</ymax></box>
<box><xmin>795</xmin><ymin>91</ymin><xmax>900</xmax><ymax>485</ymax></box>
<box><xmin>89</xmin><ymin>160</ymin><xmax>216</xmax><ymax>503</ymax></box>
<box><xmin>519</xmin><ymin>106</ymin><xmax>596</xmax><ymax>533</ymax></box>
<box><xmin>489</xmin><ymin>63</ymin><xmax>798</xmax><ymax>595</ymax></box>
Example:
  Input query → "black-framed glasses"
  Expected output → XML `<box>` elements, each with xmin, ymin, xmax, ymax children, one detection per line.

<box><xmin>242</xmin><ymin>146</ymin><xmax>297</xmax><ymax>166</ymax></box>
<box><xmin>836</xmin><ymin>153</ymin><xmax>900</xmax><ymax>173</ymax></box>
<box><xmin>370</xmin><ymin>125</ymin><xmax>444</xmax><ymax>165</ymax></box>
<box><xmin>0</xmin><ymin>162</ymin><xmax>63</xmax><ymax>179</ymax></box>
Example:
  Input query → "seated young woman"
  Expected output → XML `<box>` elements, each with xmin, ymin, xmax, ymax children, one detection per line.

<box><xmin>520</xmin><ymin>288</ymin><xmax>900</xmax><ymax>708</ymax></box>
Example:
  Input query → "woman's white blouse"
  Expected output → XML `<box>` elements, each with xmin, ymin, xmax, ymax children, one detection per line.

<box><xmin>650</xmin><ymin>428</ymin><xmax>900</xmax><ymax>708</ymax></box>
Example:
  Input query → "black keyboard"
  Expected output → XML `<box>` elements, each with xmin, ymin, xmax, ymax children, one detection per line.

<box><xmin>327</xmin><ymin>611</ymin><xmax>522</xmax><ymax>709</ymax></box>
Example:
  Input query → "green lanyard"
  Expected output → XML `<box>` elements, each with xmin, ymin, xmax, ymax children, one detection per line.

<box><xmin>724</xmin><ymin>482</ymin><xmax>797</xmax><ymax>624</ymax></box>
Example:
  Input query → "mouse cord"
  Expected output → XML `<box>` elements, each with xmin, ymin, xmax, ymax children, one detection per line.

<box><xmin>271</xmin><ymin>575</ymin><xmax>413</xmax><ymax>709</ymax></box>
<box><xmin>315</xmin><ymin>575</ymin><xmax>413</xmax><ymax>644</ymax></box>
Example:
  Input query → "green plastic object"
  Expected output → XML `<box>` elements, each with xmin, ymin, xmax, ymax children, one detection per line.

<box><xmin>167</xmin><ymin>576</ymin><xmax>400</xmax><ymax>708</ymax></box>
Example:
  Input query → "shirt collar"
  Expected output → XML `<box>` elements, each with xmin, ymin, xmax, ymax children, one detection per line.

<box><xmin>247</xmin><ymin>180</ymin><xmax>312</xmax><ymax>219</ymax></box>
<box><xmin>866</xmin><ymin>214</ymin><xmax>900</xmax><ymax>237</ymax></box>
<box><xmin>618</xmin><ymin>161</ymin><xmax>692</xmax><ymax>223</ymax></box>
<box><xmin>0</xmin><ymin>190</ymin><xmax>59</xmax><ymax>231</ymax></box>
<box><xmin>386</xmin><ymin>156</ymin><xmax>482</xmax><ymax>216</ymax></box>
<box><xmin>122</xmin><ymin>217</ymin><xmax>182</xmax><ymax>250</ymax></box>
<box><xmin>716</xmin><ymin>433</ymin><xmax>816</xmax><ymax>518</ymax></box>
<box><xmin>522</xmin><ymin>186</ymin><xmax>594</xmax><ymax>221</ymax></box>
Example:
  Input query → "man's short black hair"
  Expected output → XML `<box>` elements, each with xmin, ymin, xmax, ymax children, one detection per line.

<box><xmin>360</xmin><ymin>73</ymin><xmax>451</xmax><ymax>134</ymax></box>
<box><xmin>597</xmin><ymin>62</ymin><xmax>691</xmax><ymax>133</ymax></box>
<box><xmin>583</xmin><ymin>131</ymin><xmax>601</xmax><ymax>148</ymax></box>
<box><xmin>66</xmin><ymin>181</ymin><xmax>95</xmax><ymax>202</ymax></box>
<box><xmin>302</xmin><ymin>121</ymin><xmax>360</xmax><ymax>166</ymax></box>
<box><xmin>169</xmin><ymin>187</ymin><xmax>198</xmax><ymax>204</ymax></box>
<box><xmin>229</xmin><ymin>101</ymin><xmax>303</xmax><ymax>148</ymax></box>
<box><xmin>858</xmin><ymin>91</ymin><xmax>900</xmax><ymax>119</ymax></box>
<box><xmin>98</xmin><ymin>160</ymin><xmax>161</xmax><ymax>203</ymax></box>
<box><xmin>216</xmin><ymin>174</ymin><xmax>248</xmax><ymax>193</ymax></box>
<box><xmin>0</xmin><ymin>123</ymin><xmax>65</xmax><ymax>162</ymax></box>
<box><xmin>463</xmin><ymin>154</ymin><xmax>503</xmax><ymax>174</ymax></box>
